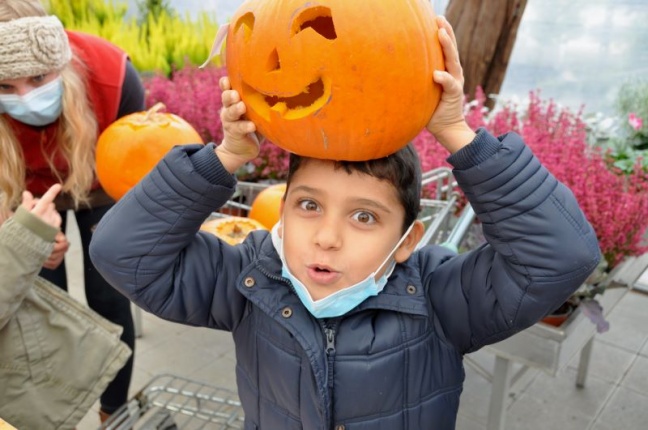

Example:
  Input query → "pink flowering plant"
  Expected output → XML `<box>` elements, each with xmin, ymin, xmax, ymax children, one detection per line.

<box><xmin>144</xmin><ymin>65</ymin><xmax>290</xmax><ymax>181</ymax></box>
<box><xmin>415</xmin><ymin>88</ymin><xmax>648</xmax><ymax>269</ymax></box>
<box><xmin>414</xmin><ymin>88</ymin><xmax>648</xmax><ymax>331</ymax></box>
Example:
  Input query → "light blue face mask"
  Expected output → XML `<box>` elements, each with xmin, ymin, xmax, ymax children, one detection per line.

<box><xmin>271</xmin><ymin>222</ymin><xmax>415</xmax><ymax>318</ymax></box>
<box><xmin>0</xmin><ymin>77</ymin><xmax>64</xmax><ymax>126</ymax></box>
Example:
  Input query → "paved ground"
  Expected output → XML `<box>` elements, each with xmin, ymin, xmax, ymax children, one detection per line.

<box><xmin>63</xmin><ymin>214</ymin><xmax>648</xmax><ymax>430</ymax></box>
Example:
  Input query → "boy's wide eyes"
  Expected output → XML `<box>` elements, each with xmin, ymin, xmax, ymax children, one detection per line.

<box><xmin>298</xmin><ymin>199</ymin><xmax>320</xmax><ymax>212</ymax></box>
<box><xmin>295</xmin><ymin>198</ymin><xmax>376</xmax><ymax>224</ymax></box>
<box><xmin>352</xmin><ymin>211</ymin><xmax>376</xmax><ymax>224</ymax></box>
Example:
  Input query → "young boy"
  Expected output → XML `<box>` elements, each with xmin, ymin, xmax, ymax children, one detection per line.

<box><xmin>90</xmin><ymin>17</ymin><xmax>600</xmax><ymax>429</ymax></box>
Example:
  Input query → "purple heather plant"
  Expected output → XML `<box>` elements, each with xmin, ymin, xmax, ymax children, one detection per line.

<box><xmin>415</xmin><ymin>88</ymin><xmax>648</xmax><ymax>270</ymax></box>
<box><xmin>144</xmin><ymin>66</ymin><xmax>226</xmax><ymax>143</ymax></box>
<box><xmin>415</xmin><ymin>89</ymin><xmax>648</xmax><ymax>331</ymax></box>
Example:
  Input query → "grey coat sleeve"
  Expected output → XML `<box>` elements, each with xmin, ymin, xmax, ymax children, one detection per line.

<box><xmin>422</xmin><ymin>130</ymin><xmax>600</xmax><ymax>353</ymax></box>
<box><xmin>0</xmin><ymin>208</ymin><xmax>57</xmax><ymax>329</ymax></box>
<box><xmin>90</xmin><ymin>143</ymin><xmax>254</xmax><ymax>331</ymax></box>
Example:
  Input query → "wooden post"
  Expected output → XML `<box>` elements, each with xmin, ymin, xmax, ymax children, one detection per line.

<box><xmin>445</xmin><ymin>0</ymin><xmax>528</xmax><ymax>108</ymax></box>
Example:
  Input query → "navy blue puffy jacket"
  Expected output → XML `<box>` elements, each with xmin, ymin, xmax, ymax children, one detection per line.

<box><xmin>90</xmin><ymin>130</ymin><xmax>600</xmax><ymax>429</ymax></box>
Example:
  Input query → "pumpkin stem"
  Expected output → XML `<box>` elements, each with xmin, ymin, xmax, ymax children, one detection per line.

<box><xmin>144</xmin><ymin>102</ymin><xmax>167</xmax><ymax>121</ymax></box>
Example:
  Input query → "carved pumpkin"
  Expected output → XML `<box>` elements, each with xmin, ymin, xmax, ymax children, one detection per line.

<box><xmin>249</xmin><ymin>183</ymin><xmax>287</xmax><ymax>229</ymax></box>
<box><xmin>226</xmin><ymin>0</ymin><xmax>444</xmax><ymax>161</ymax></box>
<box><xmin>96</xmin><ymin>103</ymin><xmax>203</xmax><ymax>201</ymax></box>
<box><xmin>200</xmin><ymin>216</ymin><xmax>267</xmax><ymax>245</ymax></box>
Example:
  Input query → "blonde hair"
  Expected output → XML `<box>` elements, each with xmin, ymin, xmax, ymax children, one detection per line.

<box><xmin>0</xmin><ymin>0</ymin><xmax>98</xmax><ymax>216</ymax></box>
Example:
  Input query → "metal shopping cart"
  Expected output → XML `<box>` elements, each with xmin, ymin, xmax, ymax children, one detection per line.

<box><xmin>100</xmin><ymin>374</ymin><xmax>244</xmax><ymax>430</ymax></box>
<box><xmin>104</xmin><ymin>167</ymin><xmax>476</xmax><ymax>430</ymax></box>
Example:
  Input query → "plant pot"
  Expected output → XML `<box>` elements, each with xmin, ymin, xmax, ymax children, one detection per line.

<box><xmin>541</xmin><ymin>299</ymin><xmax>578</xmax><ymax>327</ymax></box>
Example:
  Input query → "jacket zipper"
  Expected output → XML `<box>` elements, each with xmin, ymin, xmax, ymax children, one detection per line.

<box><xmin>321</xmin><ymin>320</ymin><xmax>338</xmax><ymax>428</ymax></box>
<box><xmin>257</xmin><ymin>265</ymin><xmax>340</xmax><ymax>426</ymax></box>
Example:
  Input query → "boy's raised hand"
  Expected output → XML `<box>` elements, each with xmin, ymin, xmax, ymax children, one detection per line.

<box><xmin>20</xmin><ymin>183</ymin><xmax>69</xmax><ymax>270</ymax></box>
<box><xmin>426</xmin><ymin>16</ymin><xmax>476</xmax><ymax>153</ymax></box>
<box><xmin>217</xmin><ymin>76</ymin><xmax>262</xmax><ymax>174</ymax></box>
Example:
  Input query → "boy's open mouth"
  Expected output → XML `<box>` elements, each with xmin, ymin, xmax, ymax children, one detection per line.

<box><xmin>307</xmin><ymin>264</ymin><xmax>340</xmax><ymax>285</ymax></box>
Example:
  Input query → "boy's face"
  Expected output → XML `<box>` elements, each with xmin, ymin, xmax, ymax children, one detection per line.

<box><xmin>280</xmin><ymin>159</ymin><xmax>420</xmax><ymax>301</ymax></box>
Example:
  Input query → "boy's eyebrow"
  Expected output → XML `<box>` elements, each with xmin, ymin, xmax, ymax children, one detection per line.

<box><xmin>290</xmin><ymin>185</ymin><xmax>392</xmax><ymax>213</ymax></box>
<box><xmin>353</xmin><ymin>198</ymin><xmax>392</xmax><ymax>214</ymax></box>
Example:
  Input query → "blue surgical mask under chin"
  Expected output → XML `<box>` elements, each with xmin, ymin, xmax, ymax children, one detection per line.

<box><xmin>271</xmin><ymin>222</ymin><xmax>414</xmax><ymax>319</ymax></box>
<box><xmin>0</xmin><ymin>77</ymin><xmax>64</xmax><ymax>126</ymax></box>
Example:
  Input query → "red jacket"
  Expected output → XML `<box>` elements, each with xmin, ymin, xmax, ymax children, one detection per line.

<box><xmin>8</xmin><ymin>31</ymin><xmax>126</xmax><ymax>195</ymax></box>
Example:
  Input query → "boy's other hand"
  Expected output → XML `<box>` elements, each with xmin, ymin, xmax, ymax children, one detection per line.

<box><xmin>217</xmin><ymin>76</ymin><xmax>262</xmax><ymax>173</ymax></box>
<box><xmin>21</xmin><ymin>184</ymin><xmax>62</xmax><ymax>229</ymax></box>
<box><xmin>43</xmin><ymin>231</ymin><xmax>69</xmax><ymax>270</ymax></box>
<box><xmin>426</xmin><ymin>16</ymin><xmax>476</xmax><ymax>153</ymax></box>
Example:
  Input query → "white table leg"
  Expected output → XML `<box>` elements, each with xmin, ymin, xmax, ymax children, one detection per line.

<box><xmin>487</xmin><ymin>356</ymin><xmax>514</xmax><ymax>430</ymax></box>
<box><xmin>133</xmin><ymin>304</ymin><xmax>143</xmax><ymax>338</ymax></box>
<box><xmin>576</xmin><ymin>337</ymin><xmax>594</xmax><ymax>388</ymax></box>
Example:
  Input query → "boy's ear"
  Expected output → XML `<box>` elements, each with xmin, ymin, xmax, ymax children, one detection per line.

<box><xmin>394</xmin><ymin>220</ymin><xmax>425</xmax><ymax>263</ymax></box>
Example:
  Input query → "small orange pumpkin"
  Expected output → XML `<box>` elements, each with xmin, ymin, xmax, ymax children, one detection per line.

<box><xmin>226</xmin><ymin>0</ymin><xmax>444</xmax><ymax>161</ymax></box>
<box><xmin>200</xmin><ymin>216</ymin><xmax>267</xmax><ymax>245</ymax></box>
<box><xmin>249</xmin><ymin>183</ymin><xmax>287</xmax><ymax>229</ymax></box>
<box><xmin>96</xmin><ymin>103</ymin><xmax>204</xmax><ymax>201</ymax></box>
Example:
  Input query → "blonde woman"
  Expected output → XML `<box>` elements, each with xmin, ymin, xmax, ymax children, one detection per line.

<box><xmin>0</xmin><ymin>0</ymin><xmax>144</xmax><ymax>422</ymax></box>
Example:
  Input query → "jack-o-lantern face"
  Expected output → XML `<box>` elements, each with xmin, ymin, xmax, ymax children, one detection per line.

<box><xmin>226</xmin><ymin>0</ymin><xmax>444</xmax><ymax>161</ymax></box>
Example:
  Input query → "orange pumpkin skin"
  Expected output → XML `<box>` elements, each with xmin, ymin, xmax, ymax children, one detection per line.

<box><xmin>226</xmin><ymin>0</ymin><xmax>444</xmax><ymax>161</ymax></box>
<box><xmin>96</xmin><ymin>103</ymin><xmax>203</xmax><ymax>201</ymax></box>
<box><xmin>249</xmin><ymin>183</ymin><xmax>287</xmax><ymax>229</ymax></box>
<box><xmin>200</xmin><ymin>216</ymin><xmax>268</xmax><ymax>245</ymax></box>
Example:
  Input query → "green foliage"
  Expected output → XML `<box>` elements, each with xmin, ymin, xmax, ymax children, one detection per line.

<box><xmin>47</xmin><ymin>0</ymin><xmax>222</xmax><ymax>76</ymax></box>
<box><xmin>616</xmin><ymin>79</ymin><xmax>648</xmax><ymax>150</ymax></box>
<box><xmin>585</xmin><ymin>79</ymin><xmax>648</xmax><ymax>175</ymax></box>
<box><xmin>136</xmin><ymin>0</ymin><xmax>174</xmax><ymax>22</ymax></box>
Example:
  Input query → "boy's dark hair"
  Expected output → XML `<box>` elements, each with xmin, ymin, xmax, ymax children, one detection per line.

<box><xmin>286</xmin><ymin>143</ymin><xmax>422</xmax><ymax>233</ymax></box>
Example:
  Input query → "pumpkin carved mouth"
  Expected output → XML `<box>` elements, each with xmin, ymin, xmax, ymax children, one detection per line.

<box><xmin>242</xmin><ymin>77</ymin><xmax>330</xmax><ymax>120</ymax></box>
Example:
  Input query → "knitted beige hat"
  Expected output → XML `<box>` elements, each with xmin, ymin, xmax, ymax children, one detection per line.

<box><xmin>0</xmin><ymin>16</ymin><xmax>72</xmax><ymax>81</ymax></box>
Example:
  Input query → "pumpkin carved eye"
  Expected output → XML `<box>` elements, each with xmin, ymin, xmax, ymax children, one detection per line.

<box><xmin>234</xmin><ymin>12</ymin><xmax>255</xmax><ymax>40</ymax></box>
<box><xmin>293</xmin><ymin>6</ymin><xmax>337</xmax><ymax>40</ymax></box>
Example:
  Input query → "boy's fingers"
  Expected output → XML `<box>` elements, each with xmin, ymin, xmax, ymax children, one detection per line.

<box><xmin>438</xmin><ymin>28</ymin><xmax>462</xmax><ymax>79</ymax></box>
<box><xmin>21</xmin><ymin>191</ymin><xmax>35</xmax><ymax>208</ymax></box>
<box><xmin>443</xmin><ymin>16</ymin><xmax>458</xmax><ymax>47</ymax></box>
<box><xmin>34</xmin><ymin>184</ymin><xmax>62</xmax><ymax>212</ymax></box>
<box><xmin>224</xmin><ymin>119</ymin><xmax>256</xmax><ymax>137</ymax></box>
<box><xmin>221</xmin><ymin>89</ymin><xmax>240</xmax><ymax>108</ymax></box>
<box><xmin>221</xmin><ymin>101</ymin><xmax>247</xmax><ymax>123</ymax></box>
<box><xmin>219</xmin><ymin>76</ymin><xmax>231</xmax><ymax>92</ymax></box>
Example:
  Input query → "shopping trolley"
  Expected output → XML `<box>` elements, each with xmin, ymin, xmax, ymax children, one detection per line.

<box><xmin>105</xmin><ymin>167</ymin><xmax>476</xmax><ymax>429</ymax></box>
<box><xmin>100</xmin><ymin>374</ymin><xmax>244</xmax><ymax>429</ymax></box>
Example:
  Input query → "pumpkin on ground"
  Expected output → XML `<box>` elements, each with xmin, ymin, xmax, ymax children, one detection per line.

<box><xmin>249</xmin><ymin>183</ymin><xmax>287</xmax><ymax>229</ymax></box>
<box><xmin>96</xmin><ymin>103</ymin><xmax>203</xmax><ymax>201</ymax></box>
<box><xmin>226</xmin><ymin>0</ymin><xmax>444</xmax><ymax>161</ymax></box>
<box><xmin>200</xmin><ymin>216</ymin><xmax>267</xmax><ymax>245</ymax></box>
